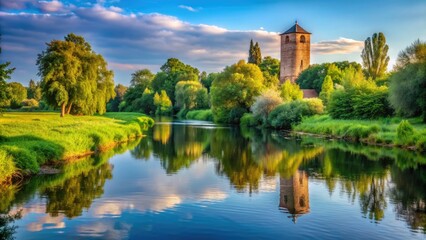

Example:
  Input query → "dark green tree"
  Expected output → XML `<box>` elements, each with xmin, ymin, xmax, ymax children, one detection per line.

<box><xmin>27</xmin><ymin>79</ymin><xmax>42</xmax><ymax>101</ymax></box>
<box><xmin>107</xmin><ymin>84</ymin><xmax>127</xmax><ymax>112</ymax></box>
<box><xmin>248</xmin><ymin>40</ymin><xmax>262</xmax><ymax>65</ymax></box>
<box><xmin>130</xmin><ymin>69</ymin><xmax>154</xmax><ymax>89</ymax></box>
<box><xmin>389</xmin><ymin>40</ymin><xmax>426</xmax><ymax>122</ymax></box>
<box><xmin>361</xmin><ymin>32</ymin><xmax>390</xmax><ymax>80</ymax></box>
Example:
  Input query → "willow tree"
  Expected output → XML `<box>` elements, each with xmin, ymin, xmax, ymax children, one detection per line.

<box><xmin>361</xmin><ymin>32</ymin><xmax>390</xmax><ymax>80</ymax></box>
<box><xmin>37</xmin><ymin>33</ymin><xmax>115</xmax><ymax>117</ymax></box>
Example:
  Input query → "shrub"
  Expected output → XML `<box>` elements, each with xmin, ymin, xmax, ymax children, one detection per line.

<box><xmin>281</xmin><ymin>80</ymin><xmax>303</xmax><ymax>102</ymax></box>
<box><xmin>268</xmin><ymin>101</ymin><xmax>311</xmax><ymax>129</ymax></box>
<box><xmin>186</xmin><ymin>109</ymin><xmax>214</xmax><ymax>121</ymax></box>
<box><xmin>251</xmin><ymin>89</ymin><xmax>282</xmax><ymax>123</ymax></box>
<box><xmin>21</xmin><ymin>99</ymin><xmax>39</xmax><ymax>107</ymax></box>
<box><xmin>396</xmin><ymin>120</ymin><xmax>414</xmax><ymax>144</ymax></box>
<box><xmin>303</xmin><ymin>98</ymin><xmax>324</xmax><ymax>115</ymax></box>
<box><xmin>240</xmin><ymin>113</ymin><xmax>260</xmax><ymax>127</ymax></box>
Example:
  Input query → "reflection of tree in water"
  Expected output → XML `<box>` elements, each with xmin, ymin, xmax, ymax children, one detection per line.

<box><xmin>389</xmin><ymin>166</ymin><xmax>426</xmax><ymax>233</ymax></box>
<box><xmin>0</xmin><ymin>210</ymin><xmax>22</xmax><ymax>240</ymax></box>
<box><xmin>150</xmin><ymin>123</ymin><xmax>212</xmax><ymax>174</ymax></box>
<box><xmin>42</xmin><ymin>162</ymin><xmax>113</xmax><ymax>218</ymax></box>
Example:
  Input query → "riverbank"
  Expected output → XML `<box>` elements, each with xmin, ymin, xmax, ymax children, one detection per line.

<box><xmin>0</xmin><ymin>112</ymin><xmax>154</xmax><ymax>183</ymax></box>
<box><xmin>294</xmin><ymin>115</ymin><xmax>426</xmax><ymax>151</ymax></box>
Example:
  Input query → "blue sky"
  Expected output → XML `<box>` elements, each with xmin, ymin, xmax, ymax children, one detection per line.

<box><xmin>1</xmin><ymin>0</ymin><xmax>425</xmax><ymax>85</ymax></box>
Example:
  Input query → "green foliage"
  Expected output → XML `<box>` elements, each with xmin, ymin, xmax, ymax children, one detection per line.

<box><xmin>107</xmin><ymin>84</ymin><xmax>127</xmax><ymax>112</ymax></box>
<box><xmin>240</xmin><ymin>113</ymin><xmax>260</xmax><ymax>128</ymax></box>
<box><xmin>268</xmin><ymin>100</ymin><xmax>320</xmax><ymax>129</ymax></box>
<box><xmin>328</xmin><ymin>69</ymin><xmax>393</xmax><ymax>119</ymax></box>
<box><xmin>37</xmin><ymin>33</ymin><xmax>115</xmax><ymax>117</ymax></box>
<box><xmin>250</xmin><ymin>89</ymin><xmax>282</xmax><ymax>123</ymax></box>
<box><xmin>281</xmin><ymin>80</ymin><xmax>302</xmax><ymax>102</ymax></box>
<box><xmin>0</xmin><ymin>38</ymin><xmax>16</xmax><ymax>109</ymax></box>
<box><xmin>319</xmin><ymin>75</ymin><xmax>334</xmax><ymax>106</ymax></box>
<box><xmin>361</xmin><ymin>32</ymin><xmax>390</xmax><ymax>80</ymax></box>
<box><xmin>259</xmin><ymin>56</ymin><xmax>280</xmax><ymax>89</ymax></box>
<box><xmin>296</xmin><ymin>61</ymin><xmax>361</xmax><ymax>92</ymax></box>
<box><xmin>211</xmin><ymin>60</ymin><xmax>264</xmax><ymax>123</ymax></box>
<box><xmin>175</xmin><ymin>81</ymin><xmax>209</xmax><ymax>111</ymax></box>
<box><xmin>21</xmin><ymin>99</ymin><xmax>39</xmax><ymax>107</ymax></box>
<box><xmin>304</xmin><ymin>98</ymin><xmax>324</xmax><ymax>115</ymax></box>
<box><xmin>389</xmin><ymin>40</ymin><xmax>426</xmax><ymax>122</ymax></box>
<box><xmin>5</xmin><ymin>82</ymin><xmax>27</xmax><ymax>109</ymax></box>
<box><xmin>396</xmin><ymin>120</ymin><xmax>414</xmax><ymax>144</ymax></box>
<box><xmin>27</xmin><ymin>80</ymin><xmax>42</xmax><ymax>101</ymax></box>
<box><xmin>248</xmin><ymin>40</ymin><xmax>262</xmax><ymax>65</ymax></box>
<box><xmin>130</xmin><ymin>69</ymin><xmax>154</xmax><ymax>89</ymax></box>
<box><xmin>0</xmin><ymin>112</ymin><xmax>154</xmax><ymax>182</ymax></box>
<box><xmin>154</xmin><ymin>90</ymin><xmax>172</xmax><ymax>115</ymax></box>
<box><xmin>200</xmin><ymin>72</ymin><xmax>218</xmax><ymax>92</ymax></box>
<box><xmin>185</xmin><ymin>109</ymin><xmax>214</xmax><ymax>121</ymax></box>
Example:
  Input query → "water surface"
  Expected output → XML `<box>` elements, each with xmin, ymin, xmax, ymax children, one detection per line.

<box><xmin>1</xmin><ymin>120</ymin><xmax>425</xmax><ymax>239</ymax></box>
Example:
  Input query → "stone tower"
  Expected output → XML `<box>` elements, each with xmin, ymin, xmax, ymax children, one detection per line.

<box><xmin>279</xmin><ymin>170</ymin><xmax>310</xmax><ymax>223</ymax></box>
<box><xmin>280</xmin><ymin>21</ymin><xmax>311</xmax><ymax>83</ymax></box>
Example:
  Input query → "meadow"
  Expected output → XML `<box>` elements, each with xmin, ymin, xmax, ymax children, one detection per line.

<box><xmin>0</xmin><ymin>112</ymin><xmax>154</xmax><ymax>183</ymax></box>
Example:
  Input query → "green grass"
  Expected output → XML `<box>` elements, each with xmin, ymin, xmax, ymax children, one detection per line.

<box><xmin>185</xmin><ymin>109</ymin><xmax>214</xmax><ymax>121</ymax></box>
<box><xmin>0</xmin><ymin>112</ymin><xmax>154</xmax><ymax>182</ymax></box>
<box><xmin>294</xmin><ymin>115</ymin><xmax>426</xmax><ymax>151</ymax></box>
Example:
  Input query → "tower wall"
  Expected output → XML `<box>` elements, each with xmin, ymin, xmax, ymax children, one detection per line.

<box><xmin>280</xmin><ymin>33</ymin><xmax>310</xmax><ymax>83</ymax></box>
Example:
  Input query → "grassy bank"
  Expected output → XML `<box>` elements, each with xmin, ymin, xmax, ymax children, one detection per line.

<box><xmin>0</xmin><ymin>112</ymin><xmax>154</xmax><ymax>183</ymax></box>
<box><xmin>294</xmin><ymin>115</ymin><xmax>426</xmax><ymax>151</ymax></box>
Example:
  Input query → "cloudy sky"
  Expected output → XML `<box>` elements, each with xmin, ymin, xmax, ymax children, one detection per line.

<box><xmin>1</xmin><ymin>0</ymin><xmax>425</xmax><ymax>86</ymax></box>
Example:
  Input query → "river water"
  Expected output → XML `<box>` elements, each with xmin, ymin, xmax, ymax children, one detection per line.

<box><xmin>1</xmin><ymin>119</ymin><xmax>425</xmax><ymax>239</ymax></box>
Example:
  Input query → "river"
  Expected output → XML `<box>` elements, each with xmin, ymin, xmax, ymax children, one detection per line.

<box><xmin>1</xmin><ymin>119</ymin><xmax>425</xmax><ymax>239</ymax></box>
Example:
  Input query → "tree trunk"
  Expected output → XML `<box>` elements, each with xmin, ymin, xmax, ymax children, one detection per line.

<box><xmin>61</xmin><ymin>103</ymin><xmax>66</xmax><ymax>117</ymax></box>
<box><xmin>66</xmin><ymin>103</ymin><xmax>73</xmax><ymax>115</ymax></box>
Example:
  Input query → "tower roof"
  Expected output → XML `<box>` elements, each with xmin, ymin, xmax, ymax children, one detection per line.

<box><xmin>281</xmin><ymin>22</ymin><xmax>311</xmax><ymax>35</ymax></box>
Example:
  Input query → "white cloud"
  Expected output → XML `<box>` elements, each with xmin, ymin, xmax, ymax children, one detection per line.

<box><xmin>38</xmin><ymin>0</ymin><xmax>63</xmax><ymax>13</ymax></box>
<box><xmin>178</xmin><ymin>5</ymin><xmax>198</xmax><ymax>12</ymax></box>
<box><xmin>312</xmin><ymin>37</ymin><xmax>364</xmax><ymax>55</ymax></box>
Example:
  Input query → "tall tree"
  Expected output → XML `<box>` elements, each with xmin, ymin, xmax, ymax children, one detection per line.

<box><xmin>37</xmin><ymin>33</ymin><xmax>115</xmax><ymax>117</ymax></box>
<box><xmin>248</xmin><ymin>40</ymin><xmax>262</xmax><ymax>65</ymax></box>
<box><xmin>6</xmin><ymin>82</ymin><xmax>27</xmax><ymax>108</ymax></box>
<box><xmin>130</xmin><ymin>69</ymin><xmax>154</xmax><ymax>89</ymax></box>
<box><xmin>361</xmin><ymin>32</ymin><xmax>390</xmax><ymax>80</ymax></box>
<box><xmin>27</xmin><ymin>79</ymin><xmax>42</xmax><ymax>101</ymax></box>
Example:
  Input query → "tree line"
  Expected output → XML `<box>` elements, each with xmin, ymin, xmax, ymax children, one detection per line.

<box><xmin>1</xmin><ymin>32</ymin><xmax>425</xmax><ymax>123</ymax></box>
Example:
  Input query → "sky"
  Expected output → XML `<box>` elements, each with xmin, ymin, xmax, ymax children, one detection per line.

<box><xmin>1</xmin><ymin>0</ymin><xmax>425</xmax><ymax>86</ymax></box>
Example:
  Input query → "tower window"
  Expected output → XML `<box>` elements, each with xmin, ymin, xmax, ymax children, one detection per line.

<box><xmin>285</xmin><ymin>36</ymin><xmax>289</xmax><ymax>43</ymax></box>
<box><xmin>300</xmin><ymin>60</ymin><xmax>304</xmax><ymax>70</ymax></box>
<box><xmin>300</xmin><ymin>35</ymin><xmax>306</xmax><ymax>43</ymax></box>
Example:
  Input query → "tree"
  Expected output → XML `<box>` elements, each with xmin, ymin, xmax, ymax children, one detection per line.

<box><xmin>259</xmin><ymin>56</ymin><xmax>280</xmax><ymax>89</ymax></box>
<box><xmin>319</xmin><ymin>75</ymin><xmax>334</xmax><ymax>106</ymax></box>
<box><xmin>5</xmin><ymin>82</ymin><xmax>27</xmax><ymax>108</ymax></box>
<box><xmin>0</xmin><ymin>36</ymin><xmax>15</xmax><ymax>109</ymax></box>
<box><xmin>132</xmin><ymin>88</ymin><xmax>155</xmax><ymax>114</ymax></box>
<box><xmin>154</xmin><ymin>90</ymin><xmax>172</xmax><ymax>115</ymax></box>
<box><xmin>251</xmin><ymin>89</ymin><xmax>283</xmax><ymax>123</ymax></box>
<box><xmin>200</xmin><ymin>72</ymin><xmax>218</xmax><ymax>92</ymax></box>
<box><xmin>281</xmin><ymin>80</ymin><xmax>302</xmax><ymax>102</ymax></box>
<box><xmin>211</xmin><ymin>60</ymin><xmax>264</xmax><ymax>123</ymax></box>
<box><xmin>130</xmin><ymin>69</ymin><xmax>154</xmax><ymax>89</ymax></box>
<box><xmin>389</xmin><ymin>40</ymin><xmax>426</xmax><ymax>122</ymax></box>
<box><xmin>107</xmin><ymin>84</ymin><xmax>127</xmax><ymax>112</ymax></box>
<box><xmin>175</xmin><ymin>81</ymin><xmax>209</xmax><ymax>110</ymax></box>
<box><xmin>296</xmin><ymin>61</ymin><xmax>361</xmax><ymax>92</ymax></box>
<box><xmin>152</xmin><ymin>58</ymin><xmax>200</xmax><ymax>105</ymax></box>
<box><xmin>248</xmin><ymin>40</ymin><xmax>262</xmax><ymax>65</ymax></box>
<box><xmin>361</xmin><ymin>32</ymin><xmax>390</xmax><ymax>80</ymax></box>
<box><xmin>27</xmin><ymin>79</ymin><xmax>42</xmax><ymax>101</ymax></box>
<box><xmin>37</xmin><ymin>33</ymin><xmax>115</xmax><ymax>117</ymax></box>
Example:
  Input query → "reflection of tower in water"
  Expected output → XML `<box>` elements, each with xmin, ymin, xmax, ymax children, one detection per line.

<box><xmin>279</xmin><ymin>170</ymin><xmax>310</xmax><ymax>223</ymax></box>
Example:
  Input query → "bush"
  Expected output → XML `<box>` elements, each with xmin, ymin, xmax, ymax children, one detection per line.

<box><xmin>268</xmin><ymin>101</ymin><xmax>311</xmax><ymax>129</ymax></box>
<box><xmin>396</xmin><ymin>120</ymin><xmax>414</xmax><ymax>144</ymax></box>
<box><xmin>304</xmin><ymin>98</ymin><xmax>324</xmax><ymax>115</ymax></box>
<box><xmin>251</xmin><ymin>89</ymin><xmax>282</xmax><ymax>124</ymax></box>
<box><xmin>240</xmin><ymin>113</ymin><xmax>260</xmax><ymax>127</ymax></box>
<box><xmin>21</xmin><ymin>99</ymin><xmax>39</xmax><ymax>107</ymax></box>
<box><xmin>185</xmin><ymin>109</ymin><xmax>214</xmax><ymax>121</ymax></box>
